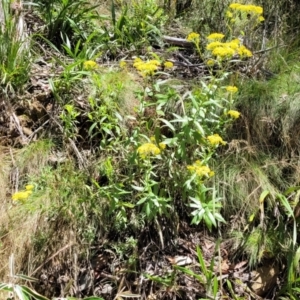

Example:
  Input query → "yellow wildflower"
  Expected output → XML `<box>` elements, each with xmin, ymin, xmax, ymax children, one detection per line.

<box><xmin>12</xmin><ymin>191</ymin><xmax>31</xmax><ymax>201</ymax></box>
<box><xmin>187</xmin><ymin>32</ymin><xmax>200</xmax><ymax>42</ymax></box>
<box><xmin>259</xmin><ymin>16</ymin><xmax>265</xmax><ymax>22</ymax></box>
<box><xmin>206</xmin><ymin>59</ymin><xmax>215</xmax><ymax>67</ymax></box>
<box><xmin>187</xmin><ymin>160</ymin><xmax>214</xmax><ymax>178</ymax></box>
<box><xmin>206</xmin><ymin>41</ymin><xmax>223</xmax><ymax>51</ymax></box>
<box><xmin>227</xmin><ymin>110</ymin><xmax>241</xmax><ymax>119</ymax></box>
<box><xmin>207</xmin><ymin>134</ymin><xmax>226</xmax><ymax>146</ymax></box>
<box><xmin>229</xmin><ymin>3</ymin><xmax>263</xmax><ymax>15</ymax></box>
<box><xmin>238</xmin><ymin>45</ymin><xmax>252</xmax><ymax>58</ymax></box>
<box><xmin>119</xmin><ymin>60</ymin><xmax>127</xmax><ymax>68</ymax></box>
<box><xmin>212</xmin><ymin>46</ymin><xmax>234</xmax><ymax>59</ymax></box>
<box><xmin>149</xmin><ymin>137</ymin><xmax>166</xmax><ymax>150</ymax></box>
<box><xmin>229</xmin><ymin>3</ymin><xmax>242</xmax><ymax>10</ymax></box>
<box><xmin>226</xmin><ymin>86</ymin><xmax>238</xmax><ymax>93</ymax></box>
<box><xmin>134</xmin><ymin>57</ymin><xmax>142</xmax><ymax>64</ymax></box>
<box><xmin>226</xmin><ymin>10</ymin><xmax>233</xmax><ymax>18</ymax></box>
<box><xmin>25</xmin><ymin>184</ymin><xmax>34</xmax><ymax>191</ymax></box>
<box><xmin>159</xmin><ymin>142</ymin><xmax>166</xmax><ymax>150</ymax></box>
<box><xmin>137</xmin><ymin>143</ymin><xmax>161</xmax><ymax>159</ymax></box>
<box><xmin>149</xmin><ymin>60</ymin><xmax>160</xmax><ymax>66</ymax></box>
<box><xmin>227</xmin><ymin>39</ymin><xmax>240</xmax><ymax>50</ymax></box>
<box><xmin>164</xmin><ymin>61</ymin><xmax>174</xmax><ymax>69</ymax></box>
<box><xmin>207</xmin><ymin>33</ymin><xmax>225</xmax><ymax>41</ymax></box>
<box><xmin>133</xmin><ymin>58</ymin><xmax>161</xmax><ymax>77</ymax></box>
<box><xmin>83</xmin><ymin>60</ymin><xmax>97</xmax><ymax>70</ymax></box>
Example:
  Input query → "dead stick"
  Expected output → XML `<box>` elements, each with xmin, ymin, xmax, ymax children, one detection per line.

<box><xmin>30</xmin><ymin>243</ymin><xmax>76</xmax><ymax>276</ymax></box>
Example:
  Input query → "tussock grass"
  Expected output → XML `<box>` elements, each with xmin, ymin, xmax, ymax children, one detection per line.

<box><xmin>212</xmin><ymin>52</ymin><xmax>300</xmax><ymax>268</ymax></box>
<box><xmin>0</xmin><ymin>141</ymin><xmax>100</xmax><ymax>283</ymax></box>
<box><xmin>0</xmin><ymin>141</ymin><xmax>53</xmax><ymax>278</ymax></box>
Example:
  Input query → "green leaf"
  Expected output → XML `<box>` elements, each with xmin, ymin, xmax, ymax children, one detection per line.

<box><xmin>117</xmin><ymin>291</ymin><xmax>141</xmax><ymax>298</ymax></box>
<box><xmin>158</xmin><ymin>118</ymin><xmax>175</xmax><ymax>131</ymax></box>
<box><xmin>111</xmin><ymin>0</ymin><xmax>116</xmax><ymax>26</ymax></box>
<box><xmin>88</xmin><ymin>122</ymin><xmax>98</xmax><ymax>136</ymax></box>
<box><xmin>20</xmin><ymin>285</ymin><xmax>49</xmax><ymax>300</ymax></box>
<box><xmin>119</xmin><ymin>202</ymin><xmax>135</xmax><ymax>208</ymax></box>
<box><xmin>0</xmin><ymin>283</ymin><xmax>11</xmax><ymax>290</ymax></box>
<box><xmin>259</xmin><ymin>190</ymin><xmax>269</xmax><ymax>203</ymax></box>
<box><xmin>174</xmin><ymin>265</ymin><xmax>204</xmax><ymax>283</ymax></box>
<box><xmin>197</xmin><ymin>246</ymin><xmax>208</xmax><ymax>277</ymax></box>
<box><xmin>213</xmin><ymin>275</ymin><xmax>219</xmax><ymax>297</ymax></box>
<box><xmin>83</xmin><ymin>297</ymin><xmax>105</xmax><ymax>300</ymax></box>
<box><xmin>284</xmin><ymin>186</ymin><xmax>300</xmax><ymax>196</ymax></box>
<box><xmin>15</xmin><ymin>274</ymin><xmax>39</xmax><ymax>282</ymax></box>
<box><xmin>277</xmin><ymin>194</ymin><xmax>294</xmax><ymax>217</ymax></box>
<box><xmin>131</xmin><ymin>185</ymin><xmax>145</xmax><ymax>192</ymax></box>
<box><xmin>15</xmin><ymin>285</ymin><xmax>29</xmax><ymax>300</ymax></box>
<box><xmin>214</xmin><ymin>213</ymin><xmax>226</xmax><ymax>223</ymax></box>
<box><xmin>206</xmin><ymin>210</ymin><xmax>217</xmax><ymax>228</ymax></box>
<box><xmin>249</xmin><ymin>213</ymin><xmax>256</xmax><ymax>222</ymax></box>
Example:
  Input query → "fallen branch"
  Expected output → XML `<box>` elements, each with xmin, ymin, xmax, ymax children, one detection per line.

<box><xmin>162</xmin><ymin>35</ymin><xmax>193</xmax><ymax>47</ymax></box>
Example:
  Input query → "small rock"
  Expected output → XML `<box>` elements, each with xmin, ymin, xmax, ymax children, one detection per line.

<box><xmin>250</xmin><ymin>263</ymin><xmax>279</xmax><ymax>296</ymax></box>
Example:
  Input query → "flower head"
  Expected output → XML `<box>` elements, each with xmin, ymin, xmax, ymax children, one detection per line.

<box><xmin>206</xmin><ymin>59</ymin><xmax>215</xmax><ymax>67</ymax></box>
<box><xmin>12</xmin><ymin>190</ymin><xmax>32</xmax><ymax>201</ymax></box>
<box><xmin>12</xmin><ymin>183</ymin><xmax>35</xmax><ymax>202</ymax></box>
<box><xmin>133</xmin><ymin>58</ymin><xmax>161</xmax><ymax>77</ymax></box>
<box><xmin>227</xmin><ymin>110</ymin><xmax>241</xmax><ymax>119</ymax></box>
<box><xmin>207</xmin><ymin>33</ymin><xmax>225</xmax><ymax>41</ymax></box>
<box><xmin>83</xmin><ymin>60</ymin><xmax>97</xmax><ymax>70</ymax></box>
<box><xmin>238</xmin><ymin>45</ymin><xmax>253</xmax><ymax>58</ymax></box>
<box><xmin>226</xmin><ymin>86</ymin><xmax>238</xmax><ymax>93</ymax></box>
<box><xmin>159</xmin><ymin>142</ymin><xmax>166</xmax><ymax>150</ymax></box>
<box><xmin>25</xmin><ymin>184</ymin><xmax>34</xmax><ymax>191</ymax></box>
<box><xmin>207</xmin><ymin>134</ymin><xmax>226</xmax><ymax>146</ymax></box>
<box><xmin>229</xmin><ymin>3</ymin><xmax>242</xmax><ymax>10</ymax></box>
<box><xmin>119</xmin><ymin>60</ymin><xmax>127</xmax><ymax>68</ymax></box>
<box><xmin>137</xmin><ymin>143</ymin><xmax>161</xmax><ymax>159</ymax></box>
<box><xmin>187</xmin><ymin>32</ymin><xmax>200</xmax><ymax>43</ymax></box>
<box><xmin>226</xmin><ymin>10</ymin><xmax>233</xmax><ymax>18</ymax></box>
<box><xmin>187</xmin><ymin>160</ymin><xmax>214</xmax><ymax>178</ymax></box>
<box><xmin>206</xmin><ymin>41</ymin><xmax>223</xmax><ymax>51</ymax></box>
<box><xmin>212</xmin><ymin>46</ymin><xmax>234</xmax><ymax>59</ymax></box>
<box><xmin>164</xmin><ymin>61</ymin><xmax>174</xmax><ymax>69</ymax></box>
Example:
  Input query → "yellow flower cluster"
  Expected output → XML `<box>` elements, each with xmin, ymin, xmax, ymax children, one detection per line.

<box><xmin>137</xmin><ymin>140</ymin><xmax>166</xmax><ymax>159</ymax></box>
<box><xmin>119</xmin><ymin>60</ymin><xmax>127</xmax><ymax>68</ymax></box>
<box><xmin>164</xmin><ymin>61</ymin><xmax>174</xmax><ymax>69</ymax></box>
<box><xmin>207</xmin><ymin>38</ymin><xmax>252</xmax><ymax>59</ymax></box>
<box><xmin>229</xmin><ymin>3</ymin><xmax>263</xmax><ymax>15</ymax></box>
<box><xmin>227</xmin><ymin>3</ymin><xmax>264</xmax><ymax>23</ymax></box>
<box><xmin>212</xmin><ymin>46</ymin><xmax>235</xmax><ymax>59</ymax></box>
<box><xmin>187</xmin><ymin>32</ymin><xmax>200</xmax><ymax>43</ymax></box>
<box><xmin>206</xmin><ymin>59</ymin><xmax>215</xmax><ymax>67</ymax></box>
<box><xmin>237</xmin><ymin>45</ymin><xmax>252</xmax><ymax>58</ymax></box>
<box><xmin>150</xmin><ymin>136</ymin><xmax>166</xmax><ymax>149</ymax></box>
<box><xmin>227</xmin><ymin>110</ymin><xmax>240</xmax><ymax>119</ymax></box>
<box><xmin>12</xmin><ymin>184</ymin><xmax>34</xmax><ymax>202</ymax></box>
<box><xmin>207</xmin><ymin>33</ymin><xmax>225</xmax><ymax>41</ymax></box>
<box><xmin>207</xmin><ymin>134</ymin><xmax>226</xmax><ymax>146</ymax></box>
<box><xmin>133</xmin><ymin>58</ymin><xmax>161</xmax><ymax>77</ymax></box>
<box><xmin>83</xmin><ymin>60</ymin><xmax>97</xmax><ymax>70</ymax></box>
<box><xmin>226</xmin><ymin>85</ymin><xmax>238</xmax><ymax>93</ymax></box>
<box><xmin>187</xmin><ymin>160</ymin><xmax>215</xmax><ymax>178</ymax></box>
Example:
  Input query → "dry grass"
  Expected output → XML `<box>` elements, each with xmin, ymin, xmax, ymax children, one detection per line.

<box><xmin>0</xmin><ymin>141</ymin><xmax>53</xmax><ymax>280</ymax></box>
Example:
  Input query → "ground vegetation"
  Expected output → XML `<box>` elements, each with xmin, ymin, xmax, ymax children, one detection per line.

<box><xmin>0</xmin><ymin>0</ymin><xmax>300</xmax><ymax>299</ymax></box>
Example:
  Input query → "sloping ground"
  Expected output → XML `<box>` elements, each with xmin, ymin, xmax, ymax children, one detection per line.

<box><xmin>1</xmin><ymin>1</ymin><xmax>300</xmax><ymax>300</ymax></box>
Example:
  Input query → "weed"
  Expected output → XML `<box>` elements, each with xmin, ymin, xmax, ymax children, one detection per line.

<box><xmin>0</xmin><ymin>254</ymin><xmax>48</xmax><ymax>300</ymax></box>
<box><xmin>0</xmin><ymin>0</ymin><xmax>31</xmax><ymax>94</ymax></box>
<box><xmin>34</xmin><ymin>0</ymin><xmax>99</xmax><ymax>47</ymax></box>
